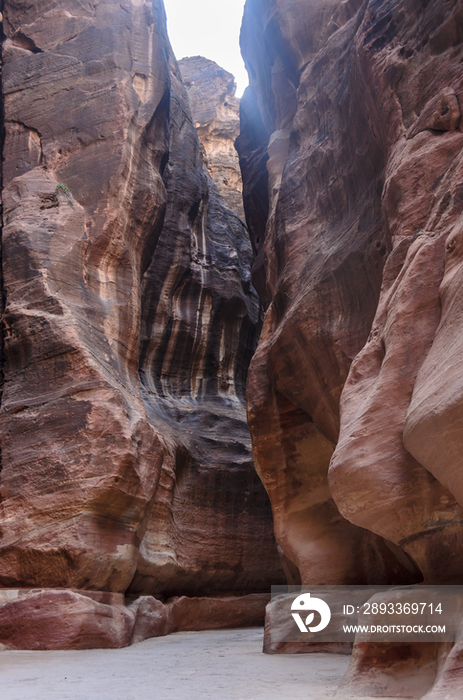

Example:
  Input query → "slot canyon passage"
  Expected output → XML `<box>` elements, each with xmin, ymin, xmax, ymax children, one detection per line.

<box><xmin>2</xmin><ymin>0</ymin><xmax>463</xmax><ymax>698</ymax></box>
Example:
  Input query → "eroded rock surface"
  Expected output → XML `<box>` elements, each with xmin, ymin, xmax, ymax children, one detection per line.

<box><xmin>0</xmin><ymin>0</ymin><xmax>282</xmax><ymax>649</ymax></box>
<box><xmin>130</xmin><ymin>51</ymin><xmax>284</xmax><ymax>599</ymax></box>
<box><xmin>2</xmin><ymin>0</ymin><xmax>171</xmax><ymax>596</ymax></box>
<box><xmin>178</xmin><ymin>56</ymin><xmax>245</xmax><ymax>220</ymax></box>
<box><xmin>238</xmin><ymin>0</ymin><xmax>463</xmax><ymax>695</ymax></box>
<box><xmin>238</xmin><ymin>0</ymin><xmax>421</xmax><ymax>589</ymax></box>
<box><xmin>0</xmin><ymin>590</ymin><xmax>134</xmax><ymax>650</ymax></box>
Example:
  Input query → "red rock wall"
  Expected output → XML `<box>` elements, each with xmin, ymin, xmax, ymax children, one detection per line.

<box><xmin>0</xmin><ymin>0</ymin><xmax>283</xmax><ymax>648</ymax></box>
<box><xmin>178</xmin><ymin>56</ymin><xmax>245</xmax><ymax>221</ymax></box>
<box><xmin>130</xmin><ymin>52</ymin><xmax>284</xmax><ymax>599</ymax></box>
<box><xmin>239</xmin><ymin>0</ymin><xmax>463</xmax><ymax>695</ymax></box>
<box><xmin>2</xmin><ymin>0</ymin><xmax>171</xmax><ymax>595</ymax></box>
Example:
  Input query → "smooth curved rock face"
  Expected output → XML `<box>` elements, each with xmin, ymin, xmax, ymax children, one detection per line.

<box><xmin>1</xmin><ymin>0</ymin><xmax>171</xmax><ymax>593</ymax></box>
<box><xmin>326</xmin><ymin>8</ymin><xmax>463</xmax><ymax>582</ymax></box>
<box><xmin>178</xmin><ymin>56</ymin><xmax>245</xmax><ymax>220</ymax></box>
<box><xmin>0</xmin><ymin>0</ymin><xmax>283</xmax><ymax>647</ymax></box>
<box><xmin>403</xmin><ymin>169</ymin><xmax>463</xmax><ymax>517</ymax></box>
<box><xmin>239</xmin><ymin>0</ymin><xmax>463</xmax><ymax>693</ymax></box>
<box><xmin>341</xmin><ymin>640</ymin><xmax>442</xmax><ymax>699</ymax></box>
<box><xmin>239</xmin><ymin>0</ymin><xmax>421</xmax><ymax>588</ymax></box>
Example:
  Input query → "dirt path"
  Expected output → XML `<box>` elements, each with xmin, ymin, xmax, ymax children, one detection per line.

<box><xmin>0</xmin><ymin>628</ymin><xmax>403</xmax><ymax>700</ymax></box>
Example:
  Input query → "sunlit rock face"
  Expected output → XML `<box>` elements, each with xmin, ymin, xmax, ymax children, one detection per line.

<box><xmin>239</xmin><ymin>0</ymin><xmax>463</xmax><ymax>694</ymax></box>
<box><xmin>0</xmin><ymin>0</ymin><xmax>282</xmax><ymax>649</ymax></box>
<box><xmin>178</xmin><ymin>56</ymin><xmax>245</xmax><ymax>220</ymax></box>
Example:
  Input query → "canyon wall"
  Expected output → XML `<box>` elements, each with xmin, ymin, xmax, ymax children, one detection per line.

<box><xmin>238</xmin><ymin>0</ymin><xmax>463</xmax><ymax>696</ymax></box>
<box><xmin>178</xmin><ymin>55</ymin><xmax>245</xmax><ymax>220</ymax></box>
<box><xmin>0</xmin><ymin>0</ymin><xmax>283</xmax><ymax>650</ymax></box>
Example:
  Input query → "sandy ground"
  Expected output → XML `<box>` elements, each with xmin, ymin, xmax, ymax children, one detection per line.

<box><xmin>0</xmin><ymin>628</ymin><xmax>404</xmax><ymax>700</ymax></box>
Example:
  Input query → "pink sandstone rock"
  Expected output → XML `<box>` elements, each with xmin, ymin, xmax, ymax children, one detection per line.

<box><xmin>167</xmin><ymin>593</ymin><xmax>270</xmax><ymax>632</ymax></box>
<box><xmin>238</xmin><ymin>0</ymin><xmax>463</xmax><ymax>695</ymax></box>
<box><xmin>179</xmin><ymin>56</ymin><xmax>245</xmax><ymax>220</ymax></box>
<box><xmin>128</xmin><ymin>593</ymin><xmax>270</xmax><ymax>644</ymax></box>
<box><xmin>128</xmin><ymin>595</ymin><xmax>170</xmax><ymax>643</ymax></box>
<box><xmin>0</xmin><ymin>589</ymin><xmax>134</xmax><ymax>650</ymax></box>
<box><xmin>0</xmin><ymin>0</ymin><xmax>283</xmax><ymax>649</ymax></box>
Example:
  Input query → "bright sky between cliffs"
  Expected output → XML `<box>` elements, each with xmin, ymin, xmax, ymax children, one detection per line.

<box><xmin>163</xmin><ymin>0</ymin><xmax>249</xmax><ymax>97</ymax></box>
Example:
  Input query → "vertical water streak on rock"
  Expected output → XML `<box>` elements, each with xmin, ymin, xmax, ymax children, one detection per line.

<box><xmin>0</xmin><ymin>0</ymin><xmax>284</xmax><ymax>649</ymax></box>
<box><xmin>133</xmin><ymin>53</ymin><xmax>284</xmax><ymax>598</ymax></box>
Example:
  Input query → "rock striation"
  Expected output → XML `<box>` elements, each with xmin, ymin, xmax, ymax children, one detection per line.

<box><xmin>0</xmin><ymin>0</ymin><xmax>283</xmax><ymax>649</ymax></box>
<box><xmin>238</xmin><ymin>0</ymin><xmax>463</xmax><ymax>696</ymax></box>
<box><xmin>130</xmin><ymin>49</ymin><xmax>284</xmax><ymax>601</ymax></box>
<box><xmin>178</xmin><ymin>56</ymin><xmax>245</xmax><ymax>220</ymax></box>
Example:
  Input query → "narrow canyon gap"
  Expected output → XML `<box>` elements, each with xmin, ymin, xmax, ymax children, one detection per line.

<box><xmin>0</xmin><ymin>0</ymin><xmax>283</xmax><ymax>649</ymax></box>
<box><xmin>2</xmin><ymin>1</ymin><xmax>463</xmax><ymax>698</ymax></box>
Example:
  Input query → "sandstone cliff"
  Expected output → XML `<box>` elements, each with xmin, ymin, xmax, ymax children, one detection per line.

<box><xmin>178</xmin><ymin>55</ymin><xmax>245</xmax><ymax>221</ymax></box>
<box><xmin>238</xmin><ymin>0</ymin><xmax>463</xmax><ymax>696</ymax></box>
<box><xmin>0</xmin><ymin>0</ymin><xmax>283</xmax><ymax>650</ymax></box>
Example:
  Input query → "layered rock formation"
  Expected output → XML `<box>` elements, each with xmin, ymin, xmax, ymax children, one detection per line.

<box><xmin>238</xmin><ymin>0</ymin><xmax>463</xmax><ymax>696</ymax></box>
<box><xmin>130</xmin><ymin>49</ymin><xmax>283</xmax><ymax>600</ymax></box>
<box><xmin>0</xmin><ymin>0</ymin><xmax>283</xmax><ymax>649</ymax></box>
<box><xmin>178</xmin><ymin>56</ymin><xmax>245</xmax><ymax>220</ymax></box>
